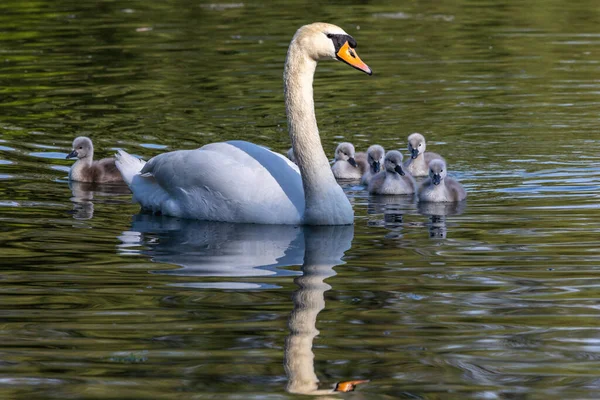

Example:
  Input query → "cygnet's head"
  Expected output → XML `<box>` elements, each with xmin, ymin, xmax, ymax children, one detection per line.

<box><xmin>66</xmin><ymin>136</ymin><xmax>94</xmax><ymax>160</ymax></box>
<box><xmin>367</xmin><ymin>144</ymin><xmax>385</xmax><ymax>173</ymax></box>
<box><xmin>407</xmin><ymin>133</ymin><xmax>426</xmax><ymax>159</ymax></box>
<box><xmin>384</xmin><ymin>150</ymin><xmax>405</xmax><ymax>176</ymax></box>
<box><xmin>428</xmin><ymin>159</ymin><xmax>447</xmax><ymax>185</ymax></box>
<box><xmin>335</xmin><ymin>142</ymin><xmax>357</xmax><ymax>167</ymax></box>
<box><xmin>290</xmin><ymin>23</ymin><xmax>372</xmax><ymax>75</ymax></box>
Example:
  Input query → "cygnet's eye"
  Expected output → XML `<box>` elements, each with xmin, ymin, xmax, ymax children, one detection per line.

<box><xmin>79</xmin><ymin>146</ymin><xmax>83</xmax><ymax>149</ymax></box>
<box><xmin>441</xmin><ymin>169</ymin><xmax>444</xmax><ymax>172</ymax></box>
<box><xmin>418</xmin><ymin>143</ymin><xmax>422</xmax><ymax>147</ymax></box>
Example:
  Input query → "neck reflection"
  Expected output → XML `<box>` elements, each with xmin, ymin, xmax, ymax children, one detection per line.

<box><xmin>284</xmin><ymin>226</ymin><xmax>367</xmax><ymax>395</ymax></box>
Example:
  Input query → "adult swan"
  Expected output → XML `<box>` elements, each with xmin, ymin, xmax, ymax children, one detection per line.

<box><xmin>116</xmin><ymin>23</ymin><xmax>372</xmax><ymax>225</ymax></box>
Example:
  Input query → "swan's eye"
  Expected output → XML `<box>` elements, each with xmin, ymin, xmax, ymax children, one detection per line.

<box><xmin>326</xmin><ymin>33</ymin><xmax>333</xmax><ymax>39</ymax></box>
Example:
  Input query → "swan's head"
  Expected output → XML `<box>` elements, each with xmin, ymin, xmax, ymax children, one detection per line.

<box><xmin>334</xmin><ymin>142</ymin><xmax>357</xmax><ymax>167</ymax></box>
<box><xmin>384</xmin><ymin>150</ymin><xmax>405</xmax><ymax>176</ymax></box>
<box><xmin>407</xmin><ymin>133</ymin><xmax>426</xmax><ymax>159</ymax></box>
<box><xmin>367</xmin><ymin>144</ymin><xmax>385</xmax><ymax>173</ymax></box>
<box><xmin>67</xmin><ymin>136</ymin><xmax>93</xmax><ymax>159</ymax></box>
<box><xmin>429</xmin><ymin>159</ymin><xmax>447</xmax><ymax>185</ymax></box>
<box><xmin>292</xmin><ymin>23</ymin><xmax>372</xmax><ymax>75</ymax></box>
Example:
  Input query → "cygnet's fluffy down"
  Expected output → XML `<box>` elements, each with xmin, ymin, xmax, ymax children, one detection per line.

<box><xmin>286</xmin><ymin>147</ymin><xmax>297</xmax><ymax>164</ymax></box>
<box><xmin>66</xmin><ymin>136</ymin><xmax>124</xmax><ymax>183</ymax></box>
<box><xmin>418</xmin><ymin>159</ymin><xmax>466</xmax><ymax>202</ymax></box>
<box><xmin>331</xmin><ymin>142</ymin><xmax>362</xmax><ymax>180</ymax></box>
<box><xmin>368</xmin><ymin>150</ymin><xmax>416</xmax><ymax>195</ymax></box>
<box><xmin>404</xmin><ymin>133</ymin><xmax>445</xmax><ymax>177</ymax></box>
<box><xmin>360</xmin><ymin>144</ymin><xmax>385</xmax><ymax>185</ymax></box>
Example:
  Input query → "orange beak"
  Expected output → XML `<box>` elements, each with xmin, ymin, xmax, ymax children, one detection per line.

<box><xmin>334</xmin><ymin>379</ymin><xmax>369</xmax><ymax>392</ymax></box>
<box><xmin>336</xmin><ymin>41</ymin><xmax>372</xmax><ymax>75</ymax></box>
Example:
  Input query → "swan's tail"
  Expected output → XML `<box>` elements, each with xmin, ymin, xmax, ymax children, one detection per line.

<box><xmin>115</xmin><ymin>150</ymin><xmax>145</xmax><ymax>186</ymax></box>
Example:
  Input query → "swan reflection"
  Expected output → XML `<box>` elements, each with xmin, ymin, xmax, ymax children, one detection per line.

<box><xmin>117</xmin><ymin>215</ymin><xmax>367</xmax><ymax>394</ymax></box>
<box><xmin>284</xmin><ymin>226</ymin><xmax>367</xmax><ymax>395</ymax></box>
<box><xmin>69</xmin><ymin>181</ymin><xmax>130</xmax><ymax>220</ymax></box>
<box><xmin>418</xmin><ymin>201</ymin><xmax>466</xmax><ymax>239</ymax></box>
<box><xmin>118</xmin><ymin>214</ymin><xmax>305</xmax><ymax>282</ymax></box>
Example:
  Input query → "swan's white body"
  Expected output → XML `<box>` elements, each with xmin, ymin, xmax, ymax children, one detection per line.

<box><xmin>116</xmin><ymin>23</ymin><xmax>371</xmax><ymax>225</ymax></box>
<box><xmin>116</xmin><ymin>142</ymin><xmax>304</xmax><ymax>224</ymax></box>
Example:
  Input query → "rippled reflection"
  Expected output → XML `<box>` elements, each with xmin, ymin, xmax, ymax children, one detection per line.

<box><xmin>283</xmin><ymin>226</ymin><xmax>367</xmax><ymax>396</ymax></box>
<box><xmin>118</xmin><ymin>214</ymin><xmax>309</xmax><ymax>285</ymax></box>
<box><xmin>69</xmin><ymin>181</ymin><xmax>131</xmax><ymax>220</ymax></box>
<box><xmin>119</xmin><ymin>215</ymin><xmax>363</xmax><ymax>394</ymax></box>
<box><xmin>367</xmin><ymin>195</ymin><xmax>416</xmax><ymax>238</ymax></box>
<box><xmin>418</xmin><ymin>201</ymin><xmax>467</xmax><ymax>239</ymax></box>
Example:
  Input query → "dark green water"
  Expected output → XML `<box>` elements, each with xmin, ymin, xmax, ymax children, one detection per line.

<box><xmin>1</xmin><ymin>1</ymin><xmax>600</xmax><ymax>398</ymax></box>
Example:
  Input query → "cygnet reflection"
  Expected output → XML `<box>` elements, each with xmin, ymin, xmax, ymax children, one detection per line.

<box><xmin>69</xmin><ymin>180</ymin><xmax>131</xmax><ymax>220</ymax></box>
<box><xmin>418</xmin><ymin>201</ymin><xmax>466</xmax><ymax>239</ymax></box>
<box><xmin>367</xmin><ymin>195</ymin><xmax>416</xmax><ymax>238</ymax></box>
<box><xmin>284</xmin><ymin>225</ymin><xmax>368</xmax><ymax>395</ymax></box>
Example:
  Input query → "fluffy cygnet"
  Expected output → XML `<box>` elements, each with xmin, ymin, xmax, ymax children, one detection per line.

<box><xmin>368</xmin><ymin>150</ymin><xmax>416</xmax><ymax>195</ymax></box>
<box><xmin>418</xmin><ymin>159</ymin><xmax>467</xmax><ymax>202</ymax></box>
<box><xmin>66</xmin><ymin>136</ymin><xmax>123</xmax><ymax>183</ymax></box>
<box><xmin>331</xmin><ymin>142</ymin><xmax>362</xmax><ymax>180</ymax></box>
<box><xmin>286</xmin><ymin>147</ymin><xmax>297</xmax><ymax>164</ymax></box>
<box><xmin>404</xmin><ymin>133</ymin><xmax>445</xmax><ymax>177</ymax></box>
<box><xmin>360</xmin><ymin>144</ymin><xmax>385</xmax><ymax>185</ymax></box>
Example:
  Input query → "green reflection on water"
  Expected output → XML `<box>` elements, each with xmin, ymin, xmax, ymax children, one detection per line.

<box><xmin>1</xmin><ymin>0</ymin><xmax>600</xmax><ymax>399</ymax></box>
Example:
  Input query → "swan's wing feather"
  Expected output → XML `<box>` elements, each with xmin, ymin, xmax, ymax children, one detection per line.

<box><xmin>131</xmin><ymin>141</ymin><xmax>305</xmax><ymax>224</ymax></box>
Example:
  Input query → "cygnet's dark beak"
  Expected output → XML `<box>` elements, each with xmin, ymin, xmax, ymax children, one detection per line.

<box><xmin>432</xmin><ymin>174</ymin><xmax>441</xmax><ymax>185</ymax></box>
<box><xmin>66</xmin><ymin>150</ymin><xmax>78</xmax><ymax>159</ymax></box>
<box><xmin>334</xmin><ymin>379</ymin><xmax>369</xmax><ymax>392</ymax></box>
<box><xmin>348</xmin><ymin>157</ymin><xmax>357</xmax><ymax>168</ymax></box>
<box><xmin>394</xmin><ymin>165</ymin><xmax>405</xmax><ymax>176</ymax></box>
<box><xmin>373</xmin><ymin>161</ymin><xmax>380</xmax><ymax>173</ymax></box>
<box><xmin>410</xmin><ymin>148</ymin><xmax>419</xmax><ymax>159</ymax></box>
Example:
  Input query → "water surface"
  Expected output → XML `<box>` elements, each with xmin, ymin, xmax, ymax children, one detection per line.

<box><xmin>1</xmin><ymin>0</ymin><xmax>600</xmax><ymax>398</ymax></box>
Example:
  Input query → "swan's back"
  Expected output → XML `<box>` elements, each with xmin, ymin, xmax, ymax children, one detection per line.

<box><xmin>124</xmin><ymin>141</ymin><xmax>305</xmax><ymax>224</ymax></box>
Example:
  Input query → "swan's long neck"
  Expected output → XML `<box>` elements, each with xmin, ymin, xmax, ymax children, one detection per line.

<box><xmin>284</xmin><ymin>40</ymin><xmax>353</xmax><ymax>225</ymax></box>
